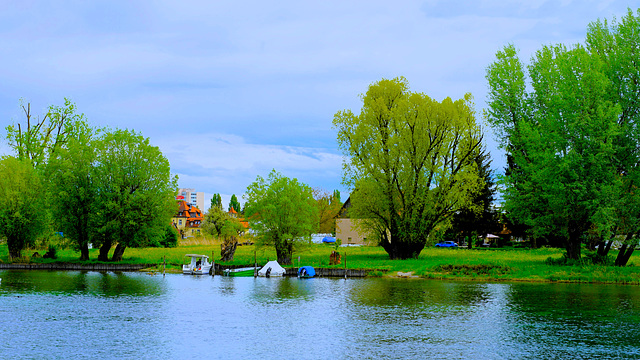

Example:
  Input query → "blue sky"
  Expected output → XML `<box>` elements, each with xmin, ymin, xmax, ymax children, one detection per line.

<box><xmin>0</xmin><ymin>1</ymin><xmax>634</xmax><ymax>209</ymax></box>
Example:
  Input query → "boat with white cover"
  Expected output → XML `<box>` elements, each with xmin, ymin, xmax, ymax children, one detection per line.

<box><xmin>258</xmin><ymin>260</ymin><xmax>286</xmax><ymax>277</ymax></box>
<box><xmin>182</xmin><ymin>254</ymin><xmax>212</xmax><ymax>275</ymax></box>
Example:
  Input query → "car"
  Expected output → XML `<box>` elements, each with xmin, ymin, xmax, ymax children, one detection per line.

<box><xmin>435</xmin><ymin>241</ymin><xmax>458</xmax><ymax>248</ymax></box>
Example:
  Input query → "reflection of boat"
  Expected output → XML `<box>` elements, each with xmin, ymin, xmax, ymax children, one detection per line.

<box><xmin>223</xmin><ymin>267</ymin><xmax>256</xmax><ymax>277</ymax></box>
<box><xmin>258</xmin><ymin>260</ymin><xmax>286</xmax><ymax>277</ymax></box>
<box><xmin>182</xmin><ymin>254</ymin><xmax>212</xmax><ymax>275</ymax></box>
<box><xmin>298</xmin><ymin>266</ymin><xmax>315</xmax><ymax>278</ymax></box>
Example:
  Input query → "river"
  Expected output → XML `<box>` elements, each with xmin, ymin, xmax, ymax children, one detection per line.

<box><xmin>1</xmin><ymin>270</ymin><xmax>639</xmax><ymax>359</ymax></box>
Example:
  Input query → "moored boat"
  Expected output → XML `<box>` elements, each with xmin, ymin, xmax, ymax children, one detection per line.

<box><xmin>298</xmin><ymin>266</ymin><xmax>315</xmax><ymax>278</ymax></box>
<box><xmin>182</xmin><ymin>254</ymin><xmax>212</xmax><ymax>275</ymax></box>
<box><xmin>223</xmin><ymin>267</ymin><xmax>256</xmax><ymax>277</ymax></box>
<box><xmin>258</xmin><ymin>260</ymin><xmax>286</xmax><ymax>277</ymax></box>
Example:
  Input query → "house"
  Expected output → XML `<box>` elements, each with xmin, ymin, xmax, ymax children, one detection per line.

<box><xmin>172</xmin><ymin>200</ymin><xmax>204</xmax><ymax>238</ymax></box>
<box><xmin>334</xmin><ymin>196</ymin><xmax>374</xmax><ymax>246</ymax></box>
<box><xmin>228</xmin><ymin>207</ymin><xmax>250</xmax><ymax>231</ymax></box>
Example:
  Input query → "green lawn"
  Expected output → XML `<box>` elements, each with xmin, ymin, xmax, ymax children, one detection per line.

<box><xmin>2</xmin><ymin>241</ymin><xmax>639</xmax><ymax>284</ymax></box>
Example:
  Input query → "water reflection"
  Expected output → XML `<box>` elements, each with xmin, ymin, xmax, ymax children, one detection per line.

<box><xmin>0</xmin><ymin>270</ymin><xmax>165</xmax><ymax>297</ymax></box>
<box><xmin>1</xmin><ymin>272</ymin><xmax>640</xmax><ymax>359</ymax></box>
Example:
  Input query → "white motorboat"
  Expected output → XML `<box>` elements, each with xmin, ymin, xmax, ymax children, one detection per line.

<box><xmin>182</xmin><ymin>254</ymin><xmax>212</xmax><ymax>275</ymax></box>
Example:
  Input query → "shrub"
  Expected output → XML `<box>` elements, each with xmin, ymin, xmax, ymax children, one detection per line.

<box><xmin>43</xmin><ymin>245</ymin><xmax>57</xmax><ymax>259</ymax></box>
<box><xmin>160</xmin><ymin>225</ymin><xmax>179</xmax><ymax>248</ymax></box>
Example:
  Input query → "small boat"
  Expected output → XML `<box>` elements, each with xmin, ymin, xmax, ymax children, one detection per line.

<box><xmin>223</xmin><ymin>267</ymin><xmax>256</xmax><ymax>277</ymax></box>
<box><xmin>182</xmin><ymin>254</ymin><xmax>213</xmax><ymax>275</ymax></box>
<box><xmin>322</xmin><ymin>236</ymin><xmax>336</xmax><ymax>243</ymax></box>
<box><xmin>258</xmin><ymin>260</ymin><xmax>286</xmax><ymax>277</ymax></box>
<box><xmin>298</xmin><ymin>266</ymin><xmax>315</xmax><ymax>278</ymax></box>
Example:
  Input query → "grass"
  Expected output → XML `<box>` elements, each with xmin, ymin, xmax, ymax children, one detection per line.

<box><xmin>1</xmin><ymin>239</ymin><xmax>640</xmax><ymax>284</ymax></box>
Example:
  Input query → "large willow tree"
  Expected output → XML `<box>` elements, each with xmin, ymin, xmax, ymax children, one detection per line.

<box><xmin>333</xmin><ymin>77</ymin><xmax>484</xmax><ymax>259</ymax></box>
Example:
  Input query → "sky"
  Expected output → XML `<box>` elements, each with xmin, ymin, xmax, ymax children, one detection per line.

<box><xmin>0</xmin><ymin>1</ymin><xmax>635</xmax><ymax>210</ymax></box>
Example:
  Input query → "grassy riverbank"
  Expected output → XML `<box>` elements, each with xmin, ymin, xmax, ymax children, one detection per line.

<box><xmin>1</xmin><ymin>240</ymin><xmax>639</xmax><ymax>284</ymax></box>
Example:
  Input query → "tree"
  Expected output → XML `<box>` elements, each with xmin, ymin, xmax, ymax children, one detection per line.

<box><xmin>0</xmin><ymin>157</ymin><xmax>48</xmax><ymax>259</ymax></box>
<box><xmin>244</xmin><ymin>170</ymin><xmax>318</xmax><ymax>264</ymax></box>
<box><xmin>5</xmin><ymin>98</ymin><xmax>88</xmax><ymax>170</ymax></box>
<box><xmin>202</xmin><ymin>205</ymin><xmax>243</xmax><ymax>261</ymax></box>
<box><xmin>333</xmin><ymin>77</ymin><xmax>484</xmax><ymax>259</ymax></box>
<box><xmin>444</xmin><ymin>147</ymin><xmax>501</xmax><ymax>248</ymax></box>
<box><xmin>210</xmin><ymin>193</ymin><xmax>223</xmax><ymax>211</ymax></box>
<box><xmin>228</xmin><ymin>194</ymin><xmax>241</xmax><ymax>214</ymax></box>
<box><xmin>46</xmin><ymin>124</ymin><xmax>97</xmax><ymax>260</ymax></box>
<box><xmin>91</xmin><ymin>129</ymin><xmax>178</xmax><ymax>261</ymax></box>
<box><xmin>313</xmin><ymin>188</ymin><xmax>342</xmax><ymax>234</ymax></box>
<box><xmin>485</xmin><ymin>9</ymin><xmax>640</xmax><ymax>260</ymax></box>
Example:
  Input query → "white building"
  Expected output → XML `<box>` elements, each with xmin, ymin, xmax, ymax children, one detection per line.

<box><xmin>178</xmin><ymin>188</ymin><xmax>205</xmax><ymax>210</ymax></box>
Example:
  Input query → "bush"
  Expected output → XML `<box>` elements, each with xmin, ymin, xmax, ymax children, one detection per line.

<box><xmin>43</xmin><ymin>245</ymin><xmax>57</xmax><ymax>259</ymax></box>
<box><xmin>160</xmin><ymin>225</ymin><xmax>179</xmax><ymax>248</ymax></box>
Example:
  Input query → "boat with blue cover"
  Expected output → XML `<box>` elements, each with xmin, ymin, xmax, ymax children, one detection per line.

<box><xmin>298</xmin><ymin>266</ymin><xmax>315</xmax><ymax>278</ymax></box>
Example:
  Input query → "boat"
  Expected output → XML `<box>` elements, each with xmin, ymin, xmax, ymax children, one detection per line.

<box><xmin>258</xmin><ymin>260</ymin><xmax>286</xmax><ymax>277</ymax></box>
<box><xmin>223</xmin><ymin>267</ymin><xmax>256</xmax><ymax>277</ymax></box>
<box><xmin>182</xmin><ymin>254</ymin><xmax>213</xmax><ymax>275</ymax></box>
<box><xmin>298</xmin><ymin>266</ymin><xmax>315</xmax><ymax>278</ymax></box>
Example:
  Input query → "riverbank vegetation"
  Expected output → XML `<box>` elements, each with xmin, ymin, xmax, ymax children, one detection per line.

<box><xmin>2</xmin><ymin>241</ymin><xmax>639</xmax><ymax>285</ymax></box>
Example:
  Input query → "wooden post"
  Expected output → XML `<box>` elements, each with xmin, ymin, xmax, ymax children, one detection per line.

<box><xmin>344</xmin><ymin>249</ymin><xmax>347</xmax><ymax>279</ymax></box>
<box><xmin>254</xmin><ymin>248</ymin><xmax>257</xmax><ymax>278</ymax></box>
<box><xmin>163</xmin><ymin>255</ymin><xmax>166</xmax><ymax>277</ymax></box>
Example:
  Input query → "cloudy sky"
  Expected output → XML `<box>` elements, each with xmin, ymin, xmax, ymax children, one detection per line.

<box><xmin>0</xmin><ymin>1</ymin><xmax>634</xmax><ymax>209</ymax></box>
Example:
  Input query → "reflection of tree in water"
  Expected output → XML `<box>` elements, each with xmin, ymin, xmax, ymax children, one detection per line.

<box><xmin>249</xmin><ymin>278</ymin><xmax>315</xmax><ymax>305</ymax></box>
<box><xmin>0</xmin><ymin>270</ymin><xmax>165</xmax><ymax>297</ymax></box>
<box><xmin>349</xmin><ymin>279</ymin><xmax>491</xmax><ymax>309</ymax></box>
<box><xmin>506</xmin><ymin>283</ymin><xmax>640</xmax><ymax>356</ymax></box>
<box><xmin>507</xmin><ymin>283</ymin><xmax>640</xmax><ymax>322</ymax></box>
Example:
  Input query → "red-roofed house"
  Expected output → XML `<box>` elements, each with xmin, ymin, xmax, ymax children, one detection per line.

<box><xmin>228</xmin><ymin>207</ymin><xmax>250</xmax><ymax>231</ymax></box>
<box><xmin>172</xmin><ymin>200</ymin><xmax>204</xmax><ymax>238</ymax></box>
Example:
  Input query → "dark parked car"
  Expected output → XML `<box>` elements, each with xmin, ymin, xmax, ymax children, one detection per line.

<box><xmin>435</xmin><ymin>241</ymin><xmax>458</xmax><ymax>248</ymax></box>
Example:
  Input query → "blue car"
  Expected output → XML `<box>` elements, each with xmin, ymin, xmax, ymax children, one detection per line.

<box><xmin>435</xmin><ymin>241</ymin><xmax>458</xmax><ymax>248</ymax></box>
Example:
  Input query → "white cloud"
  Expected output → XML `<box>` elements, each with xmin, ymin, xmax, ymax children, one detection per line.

<box><xmin>154</xmin><ymin>132</ymin><xmax>344</xmax><ymax>197</ymax></box>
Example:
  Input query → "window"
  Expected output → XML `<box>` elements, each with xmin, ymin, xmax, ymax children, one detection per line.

<box><xmin>347</xmin><ymin>237</ymin><xmax>352</xmax><ymax>243</ymax></box>
<box><xmin>179</xmin><ymin>219</ymin><xmax>182</xmax><ymax>225</ymax></box>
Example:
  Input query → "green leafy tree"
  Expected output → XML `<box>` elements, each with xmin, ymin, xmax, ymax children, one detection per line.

<box><xmin>91</xmin><ymin>129</ymin><xmax>178</xmax><ymax>261</ymax></box>
<box><xmin>0</xmin><ymin>157</ymin><xmax>48</xmax><ymax>259</ymax></box>
<box><xmin>210</xmin><ymin>193</ymin><xmax>223</xmax><ymax>211</ymax></box>
<box><xmin>202</xmin><ymin>206</ymin><xmax>233</xmax><ymax>237</ymax></box>
<box><xmin>444</xmin><ymin>147</ymin><xmax>500</xmax><ymax>248</ymax></box>
<box><xmin>587</xmin><ymin>9</ymin><xmax>640</xmax><ymax>266</ymax></box>
<box><xmin>485</xmin><ymin>10</ymin><xmax>640</xmax><ymax>261</ymax></box>
<box><xmin>46</xmin><ymin>125</ymin><xmax>97</xmax><ymax>260</ymax></box>
<box><xmin>313</xmin><ymin>188</ymin><xmax>342</xmax><ymax>234</ymax></box>
<box><xmin>5</xmin><ymin>98</ymin><xmax>88</xmax><ymax>170</ymax></box>
<box><xmin>333</xmin><ymin>77</ymin><xmax>484</xmax><ymax>259</ymax></box>
<box><xmin>228</xmin><ymin>194</ymin><xmax>241</xmax><ymax>214</ymax></box>
<box><xmin>202</xmin><ymin>205</ymin><xmax>243</xmax><ymax>261</ymax></box>
<box><xmin>244</xmin><ymin>170</ymin><xmax>318</xmax><ymax>264</ymax></box>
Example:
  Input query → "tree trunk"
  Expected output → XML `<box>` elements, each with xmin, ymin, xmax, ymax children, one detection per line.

<box><xmin>8</xmin><ymin>247</ymin><xmax>21</xmax><ymax>260</ymax></box>
<box><xmin>615</xmin><ymin>244</ymin><xmax>628</xmax><ymax>266</ymax></box>
<box><xmin>620</xmin><ymin>247</ymin><xmax>635</xmax><ymax>267</ymax></box>
<box><xmin>380</xmin><ymin>234</ymin><xmax>426</xmax><ymax>259</ymax></box>
<box><xmin>220</xmin><ymin>236</ymin><xmax>238</xmax><ymax>262</ymax></box>
<box><xmin>565</xmin><ymin>228</ymin><xmax>582</xmax><ymax>260</ymax></box>
<box><xmin>111</xmin><ymin>243</ymin><xmax>126</xmax><ymax>262</ymax></box>
<box><xmin>275</xmin><ymin>239</ymin><xmax>294</xmax><ymax>265</ymax></box>
<box><xmin>80</xmin><ymin>243</ymin><xmax>90</xmax><ymax>261</ymax></box>
<box><xmin>98</xmin><ymin>241</ymin><xmax>111</xmax><ymax>261</ymax></box>
<box><xmin>468</xmin><ymin>235</ymin><xmax>473</xmax><ymax>250</ymax></box>
<box><xmin>602</xmin><ymin>239</ymin><xmax>614</xmax><ymax>257</ymax></box>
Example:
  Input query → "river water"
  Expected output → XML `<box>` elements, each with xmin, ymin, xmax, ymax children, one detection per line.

<box><xmin>1</xmin><ymin>270</ymin><xmax>639</xmax><ymax>359</ymax></box>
